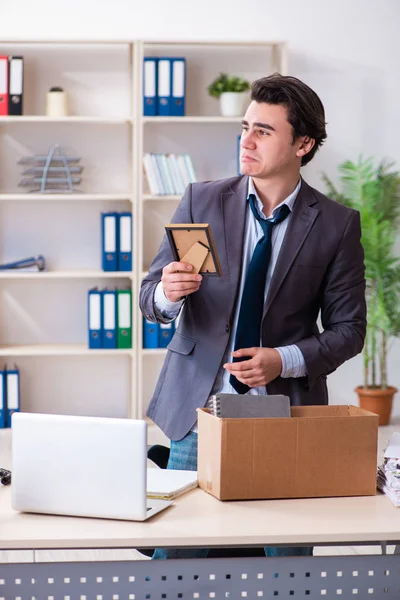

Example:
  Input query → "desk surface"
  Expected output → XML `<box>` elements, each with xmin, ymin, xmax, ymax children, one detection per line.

<box><xmin>1</xmin><ymin>482</ymin><xmax>400</xmax><ymax>550</ymax></box>
<box><xmin>2</xmin><ymin>427</ymin><xmax>400</xmax><ymax>551</ymax></box>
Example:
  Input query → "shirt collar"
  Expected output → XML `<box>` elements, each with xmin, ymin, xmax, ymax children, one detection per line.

<box><xmin>247</xmin><ymin>177</ymin><xmax>301</xmax><ymax>218</ymax></box>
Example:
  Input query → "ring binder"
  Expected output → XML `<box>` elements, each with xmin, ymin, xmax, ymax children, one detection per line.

<box><xmin>209</xmin><ymin>393</ymin><xmax>291</xmax><ymax>418</ymax></box>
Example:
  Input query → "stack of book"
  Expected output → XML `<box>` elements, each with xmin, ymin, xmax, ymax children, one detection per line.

<box><xmin>377</xmin><ymin>432</ymin><xmax>400</xmax><ymax>507</ymax></box>
<box><xmin>143</xmin><ymin>153</ymin><xmax>196</xmax><ymax>196</ymax></box>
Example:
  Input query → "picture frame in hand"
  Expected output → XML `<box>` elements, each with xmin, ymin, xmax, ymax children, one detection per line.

<box><xmin>165</xmin><ymin>223</ymin><xmax>222</xmax><ymax>276</ymax></box>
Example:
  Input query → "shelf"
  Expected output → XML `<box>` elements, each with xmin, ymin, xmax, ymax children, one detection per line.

<box><xmin>0</xmin><ymin>193</ymin><xmax>132</xmax><ymax>202</ymax></box>
<box><xmin>0</xmin><ymin>116</ymin><xmax>133</xmax><ymax>124</ymax></box>
<box><xmin>144</xmin><ymin>40</ymin><xmax>284</xmax><ymax>47</ymax></box>
<box><xmin>142</xmin><ymin>194</ymin><xmax>181</xmax><ymax>201</ymax></box>
<box><xmin>0</xmin><ymin>344</ymin><xmax>133</xmax><ymax>357</ymax></box>
<box><xmin>142</xmin><ymin>116</ymin><xmax>242</xmax><ymax>124</ymax></box>
<box><xmin>142</xmin><ymin>348</ymin><xmax>167</xmax><ymax>356</ymax></box>
<box><xmin>0</xmin><ymin>270</ymin><xmax>133</xmax><ymax>280</ymax></box>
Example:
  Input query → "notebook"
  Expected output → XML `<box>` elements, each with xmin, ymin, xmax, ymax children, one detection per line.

<box><xmin>209</xmin><ymin>393</ymin><xmax>291</xmax><ymax>418</ymax></box>
<box><xmin>11</xmin><ymin>412</ymin><xmax>172</xmax><ymax>521</ymax></box>
<box><xmin>147</xmin><ymin>469</ymin><xmax>198</xmax><ymax>500</ymax></box>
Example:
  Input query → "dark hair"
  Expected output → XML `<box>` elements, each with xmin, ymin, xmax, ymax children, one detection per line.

<box><xmin>251</xmin><ymin>73</ymin><xmax>327</xmax><ymax>166</ymax></box>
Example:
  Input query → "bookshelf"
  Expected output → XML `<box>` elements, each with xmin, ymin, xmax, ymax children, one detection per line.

<box><xmin>0</xmin><ymin>38</ymin><xmax>287</xmax><ymax>426</ymax></box>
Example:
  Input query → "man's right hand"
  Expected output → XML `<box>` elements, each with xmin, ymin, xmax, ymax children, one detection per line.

<box><xmin>161</xmin><ymin>262</ymin><xmax>203</xmax><ymax>303</ymax></box>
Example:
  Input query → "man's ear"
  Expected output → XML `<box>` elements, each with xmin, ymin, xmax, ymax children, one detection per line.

<box><xmin>296</xmin><ymin>136</ymin><xmax>315</xmax><ymax>159</ymax></box>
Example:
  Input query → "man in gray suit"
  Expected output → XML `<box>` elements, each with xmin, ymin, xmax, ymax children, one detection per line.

<box><xmin>140</xmin><ymin>73</ymin><xmax>366</xmax><ymax>559</ymax></box>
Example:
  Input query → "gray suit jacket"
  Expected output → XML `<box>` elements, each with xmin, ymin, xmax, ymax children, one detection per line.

<box><xmin>140</xmin><ymin>176</ymin><xmax>366</xmax><ymax>441</ymax></box>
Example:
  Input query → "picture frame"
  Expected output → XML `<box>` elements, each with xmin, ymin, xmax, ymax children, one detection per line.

<box><xmin>165</xmin><ymin>223</ymin><xmax>222</xmax><ymax>276</ymax></box>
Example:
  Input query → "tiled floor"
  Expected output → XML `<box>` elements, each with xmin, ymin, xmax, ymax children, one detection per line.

<box><xmin>1</xmin><ymin>418</ymin><xmax>399</xmax><ymax>563</ymax></box>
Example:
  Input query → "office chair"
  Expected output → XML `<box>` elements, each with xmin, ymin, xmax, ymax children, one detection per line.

<box><xmin>137</xmin><ymin>445</ymin><xmax>265</xmax><ymax>559</ymax></box>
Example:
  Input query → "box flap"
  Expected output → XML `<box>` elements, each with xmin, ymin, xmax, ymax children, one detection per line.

<box><xmin>197</xmin><ymin>409</ymin><xmax>222</xmax><ymax>496</ymax></box>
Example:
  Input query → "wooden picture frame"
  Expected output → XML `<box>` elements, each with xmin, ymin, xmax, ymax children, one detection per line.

<box><xmin>165</xmin><ymin>223</ymin><xmax>222</xmax><ymax>276</ymax></box>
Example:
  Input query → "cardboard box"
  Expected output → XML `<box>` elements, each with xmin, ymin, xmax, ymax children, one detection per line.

<box><xmin>197</xmin><ymin>405</ymin><xmax>378</xmax><ymax>501</ymax></box>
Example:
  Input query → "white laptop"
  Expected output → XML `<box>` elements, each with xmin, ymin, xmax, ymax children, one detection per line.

<box><xmin>11</xmin><ymin>412</ymin><xmax>172</xmax><ymax>521</ymax></box>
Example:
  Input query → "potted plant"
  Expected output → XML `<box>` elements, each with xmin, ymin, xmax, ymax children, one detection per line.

<box><xmin>207</xmin><ymin>72</ymin><xmax>250</xmax><ymax>117</ymax></box>
<box><xmin>323</xmin><ymin>157</ymin><xmax>400</xmax><ymax>424</ymax></box>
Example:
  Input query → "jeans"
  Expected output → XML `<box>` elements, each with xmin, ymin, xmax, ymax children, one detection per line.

<box><xmin>152</xmin><ymin>431</ymin><xmax>313</xmax><ymax>560</ymax></box>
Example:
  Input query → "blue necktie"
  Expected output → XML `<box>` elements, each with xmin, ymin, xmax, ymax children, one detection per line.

<box><xmin>230</xmin><ymin>194</ymin><xmax>290</xmax><ymax>394</ymax></box>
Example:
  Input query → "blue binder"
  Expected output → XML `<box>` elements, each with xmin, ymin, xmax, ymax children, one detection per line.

<box><xmin>88</xmin><ymin>288</ymin><xmax>103</xmax><ymax>349</ymax></box>
<box><xmin>170</xmin><ymin>58</ymin><xmax>186</xmax><ymax>117</ymax></box>
<box><xmin>158</xmin><ymin>322</ymin><xmax>174</xmax><ymax>348</ymax></box>
<box><xmin>143</xmin><ymin>318</ymin><xmax>159</xmax><ymax>349</ymax></box>
<box><xmin>101</xmin><ymin>212</ymin><xmax>119</xmax><ymax>271</ymax></box>
<box><xmin>0</xmin><ymin>368</ymin><xmax>5</xmax><ymax>428</ymax></box>
<box><xmin>143</xmin><ymin>57</ymin><xmax>158</xmax><ymax>116</ymax></box>
<box><xmin>102</xmin><ymin>289</ymin><xmax>117</xmax><ymax>349</ymax></box>
<box><xmin>157</xmin><ymin>58</ymin><xmax>172</xmax><ymax>116</ymax></box>
<box><xmin>118</xmin><ymin>212</ymin><xmax>132</xmax><ymax>272</ymax></box>
<box><xmin>5</xmin><ymin>365</ymin><xmax>20</xmax><ymax>427</ymax></box>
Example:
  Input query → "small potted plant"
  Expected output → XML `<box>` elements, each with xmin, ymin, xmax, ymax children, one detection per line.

<box><xmin>323</xmin><ymin>157</ymin><xmax>400</xmax><ymax>424</ymax></box>
<box><xmin>207</xmin><ymin>72</ymin><xmax>250</xmax><ymax>117</ymax></box>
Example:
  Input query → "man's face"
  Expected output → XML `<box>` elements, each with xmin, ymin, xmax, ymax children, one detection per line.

<box><xmin>240</xmin><ymin>101</ymin><xmax>302</xmax><ymax>178</ymax></box>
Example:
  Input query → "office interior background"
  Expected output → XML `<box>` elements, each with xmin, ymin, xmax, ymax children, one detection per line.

<box><xmin>0</xmin><ymin>0</ymin><xmax>399</xmax><ymax>425</ymax></box>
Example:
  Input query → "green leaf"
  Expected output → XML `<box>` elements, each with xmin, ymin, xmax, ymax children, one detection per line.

<box><xmin>207</xmin><ymin>72</ymin><xmax>250</xmax><ymax>98</ymax></box>
<box><xmin>322</xmin><ymin>156</ymin><xmax>400</xmax><ymax>386</ymax></box>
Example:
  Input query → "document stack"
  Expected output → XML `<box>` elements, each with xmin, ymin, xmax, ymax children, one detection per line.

<box><xmin>88</xmin><ymin>288</ymin><xmax>132</xmax><ymax>350</ymax></box>
<box><xmin>143</xmin><ymin>57</ymin><xmax>186</xmax><ymax>116</ymax></box>
<box><xmin>0</xmin><ymin>55</ymin><xmax>24</xmax><ymax>116</ymax></box>
<box><xmin>18</xmin><ymin>145</ymin><xmax>83</xmax><ymax>194</ymax></box>
<box><xmin>147</xmin><ymin>469</ymin><xmax>198</xmax><ymax>500</ymax></box>
<box><xmin>0</xmin><ymin>365</ymin><xmax>21</xmax><ymax>429</ymax></box>
<box><xmin>101</xmin><ymin>212</ymin><xmax>132</xmax><ymax>272</ymax></box>
<box><xmin>377</xmin><ymin>432</ymin><xmax>400</xmax><ymax>507</ymax></box>
<box><xmin>143</xmin><ymin>153</ymin><xmax>196</xmax><ymax>196</ymax></box>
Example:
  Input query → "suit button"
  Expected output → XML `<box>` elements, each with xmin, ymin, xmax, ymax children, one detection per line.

<box><xmin>225</xmin><ymin>324</ymin><xmax>230</xmax><ymax>333</ymax></box>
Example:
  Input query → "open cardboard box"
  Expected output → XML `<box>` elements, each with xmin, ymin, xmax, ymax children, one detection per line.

<box><xmin>197</xmin><ymin>405</ymin><xmax>379</xmax><ymax>501</ymax></box>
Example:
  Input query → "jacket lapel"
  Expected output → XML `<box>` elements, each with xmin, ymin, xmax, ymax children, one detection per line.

<box><xmin>262</xmin><ymin>179</ymin><xmax>320</xmax><ymax>319</ymax></box>
<box><xmin>220</xmin><ymin>175</ymin><xmax>248</xmax><ymax>300</ymax></box>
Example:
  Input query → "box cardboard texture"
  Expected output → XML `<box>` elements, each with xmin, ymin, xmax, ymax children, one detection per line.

<box><xmin>197</xmin><ymin>405</ymin><xmax>379</xmax><ymax>501</ymax></box>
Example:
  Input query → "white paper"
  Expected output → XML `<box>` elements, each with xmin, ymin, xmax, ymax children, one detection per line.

<box><xmin>147</xmin><ymin>468</ymin><xmax>197</xmax><ymax>498</ymax></box>
<box><xmin>384</xmin><ymin>432</ymin><xmax>400</xmax><ymax>458</ymax></box>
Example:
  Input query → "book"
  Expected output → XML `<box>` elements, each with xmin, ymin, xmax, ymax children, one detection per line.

<box><xmin>146</xmin><ymin>468</ymin><xmax>198</xmax><ymax>500</ymax></box>
<box><xmin>209</xmin><ymin>393</ymin><xmax>291</xmax><ymax>419</ymax></box>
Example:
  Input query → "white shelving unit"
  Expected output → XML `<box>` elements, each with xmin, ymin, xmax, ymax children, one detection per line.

<box><xmin>136</xmin><ymin>39</ymin><xmax>287</xmax><ymax>418</ymax></box>
<box><xmin>0</xmin><ymin>40</ymin><xmax>137</xmax><ymax>420</ymax></box>
<box><xmin>0</xmin><ymin>38</ymin><xmax>287</xmax><ymax>423</ymax></box>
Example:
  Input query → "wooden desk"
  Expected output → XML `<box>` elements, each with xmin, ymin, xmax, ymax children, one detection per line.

<box><xmin>1</xmin><ymin>429</ymin><xmax>400</xmax><ymax>599</ymax></box>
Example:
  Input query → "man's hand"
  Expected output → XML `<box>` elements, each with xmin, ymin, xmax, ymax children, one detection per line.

<box><xmin>223</xmin><ymin>347</ymin><xmax>282</xmax><ymax>388</ymax></box>
<box><xmin>161</xmin><ymin>261</ymin><xmax>203</xmax><ymax>303</ymax></box>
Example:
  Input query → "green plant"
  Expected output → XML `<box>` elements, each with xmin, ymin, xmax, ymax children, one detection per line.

<box><xmin>322</xmin><ymin>157</ymin><xmax>400</xmax><ymax>389</ymax></box>
<box><xmin>207</xmin><ymin>73</ymin><xmax>250</xmax><ymax>99</ymax></box>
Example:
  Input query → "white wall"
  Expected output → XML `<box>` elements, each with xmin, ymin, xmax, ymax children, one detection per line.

<box><xmin>1</xmin><ymin>0</ymin><xmax>399</xmax><ymax>413</ymax></box>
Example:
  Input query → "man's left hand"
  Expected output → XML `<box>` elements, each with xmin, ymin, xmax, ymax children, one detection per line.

<box><xmin>223</xmin><ymin>347</ymin><xmax>282</xmax><ymax>388</ymax></box>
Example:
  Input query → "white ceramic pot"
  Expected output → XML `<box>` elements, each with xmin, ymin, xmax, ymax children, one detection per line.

<box><xmin>46</xmin><ymin>88</ymin><xmax>69</xmax><ymax>117</ymax></box>
<box><xmin>219</xmin><ymin>92</ymin><xmax>246</xmax><ymax>117</ymax></box>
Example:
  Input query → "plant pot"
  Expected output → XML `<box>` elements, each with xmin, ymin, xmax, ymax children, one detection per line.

<box><xmin>355</xmin><ymin>386</ymin><xmax>398</xmax><ymax>425</ymax></box>
<box><xmin>219</xmin><ymin>92</ymin><xmax>246</xmax><ymax>117</ymax></box>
